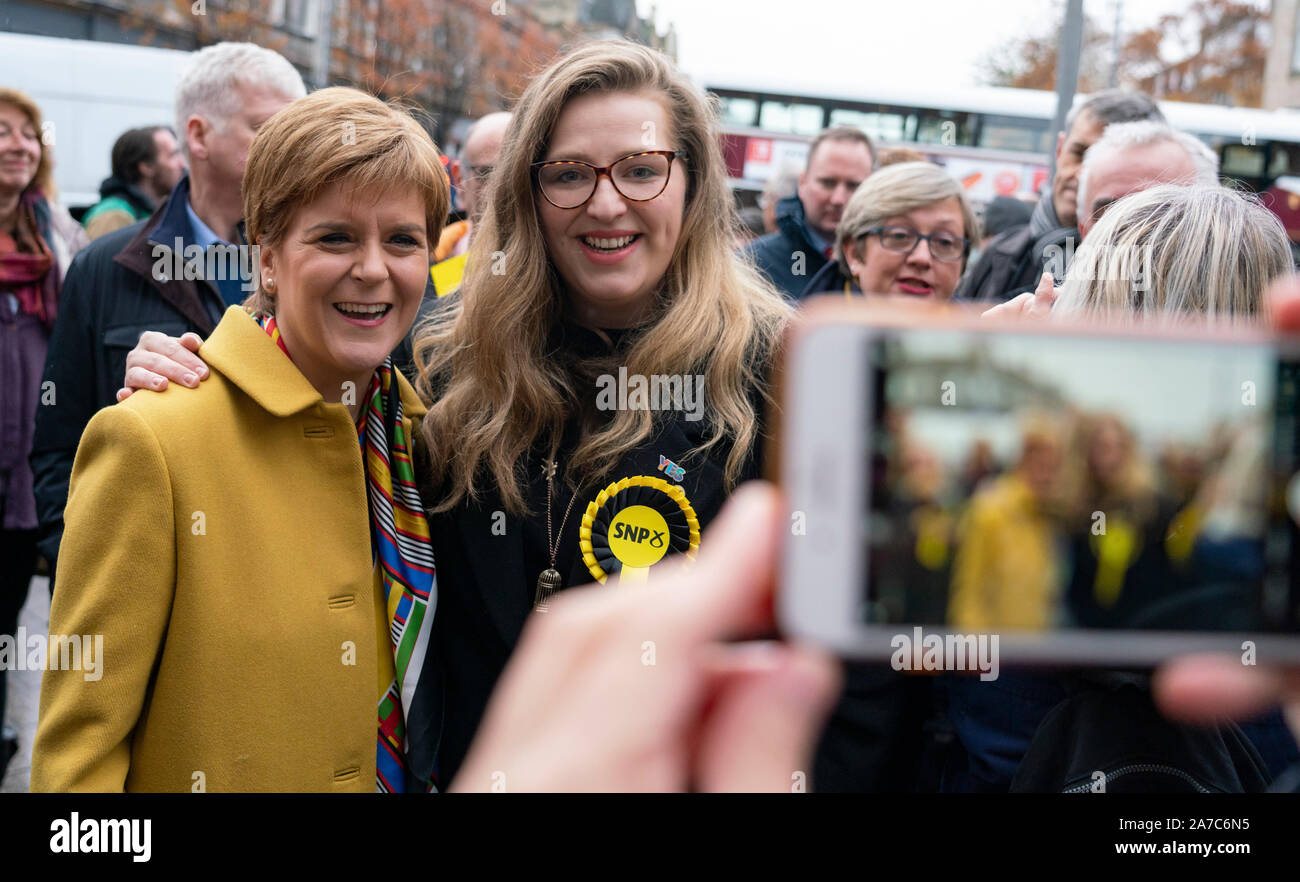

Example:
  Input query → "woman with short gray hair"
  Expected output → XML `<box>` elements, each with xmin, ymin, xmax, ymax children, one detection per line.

<box><xmin>804</xmin><ymin>161</ymin><xmax>980</xmax><ymax>300</ymax></box>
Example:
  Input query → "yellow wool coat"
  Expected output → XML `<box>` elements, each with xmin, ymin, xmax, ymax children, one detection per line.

<box><xmin>31</xmin><ymin>306</ymin><xmax>427</xmax><ymax>792</ymax></box>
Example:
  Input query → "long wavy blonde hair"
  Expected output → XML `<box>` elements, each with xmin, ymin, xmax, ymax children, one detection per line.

<box><xmin>415</xmin><ymin>40</ymin><xmax>793</xmax><ymax>514</ymax></box>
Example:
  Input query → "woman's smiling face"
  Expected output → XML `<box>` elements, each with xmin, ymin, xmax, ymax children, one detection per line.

<box><xmin>536</xmin><ymin>89</ymin><xmax>687</xmax><ymax>329</ymax></box>
<box><xmin>262</xmin><ymin>180</ymin><xmax>429</xmax><ymax>400</ymax></box>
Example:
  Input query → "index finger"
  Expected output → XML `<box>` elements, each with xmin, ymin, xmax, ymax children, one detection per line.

<box><xmin>645</xmin><ymin>481</ymin><xmax>785</xmax><ymax>643</ymax></box>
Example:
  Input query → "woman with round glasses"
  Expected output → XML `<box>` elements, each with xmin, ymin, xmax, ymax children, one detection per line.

<box><xmin>117</xmin><ymin>40</ymin><xmax>795</xmax><ymax>788</ymax></box>
<box><xmin>805</xmin><ymin>162</ymin><xmax>980</xmax><ymax>300</ymax></box>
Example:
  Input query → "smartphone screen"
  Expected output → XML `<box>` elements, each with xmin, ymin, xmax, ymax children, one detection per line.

<box><xmin>861</xmin><ymin>329</ymin><xmax>1300</xmax><ymax>635</ymax></box>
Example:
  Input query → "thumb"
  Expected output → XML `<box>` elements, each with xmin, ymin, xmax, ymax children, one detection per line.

<box><xmin>1032</xmin><ymin>271</ymin><xmax>1057</xmax><ymax>308</ymax></box>
<box><xmin>693</xmin><ymin>645</ymin><xmax>841</xmax><ymax>792</ymax></box>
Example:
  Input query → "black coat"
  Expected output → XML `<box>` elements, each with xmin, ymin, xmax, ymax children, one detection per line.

<box><xmin>410</xmin><ymin>322</ymin><xmax>766</xmax><ymax>785</ymax></box>
<box><xmin>29</xmin><ymin>178</ymin><xmax>229</xmax><ymax>575</ymax></box>
<box><xmin>955</xmin><ymin>193</ymin><xmax>1078</xmax><ymax>303</ymax></box>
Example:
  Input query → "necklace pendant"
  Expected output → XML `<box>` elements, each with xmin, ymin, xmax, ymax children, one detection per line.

<box><xmin>535</xmin><ymin>567</ymin><xmax>563</xmax><ymax>610</ymax></box>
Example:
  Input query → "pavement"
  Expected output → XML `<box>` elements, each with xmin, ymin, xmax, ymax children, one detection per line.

<box><xmin>2</xmin><ymin>576</ymin><xmax>48</xmax><ymax>793</ymax></box>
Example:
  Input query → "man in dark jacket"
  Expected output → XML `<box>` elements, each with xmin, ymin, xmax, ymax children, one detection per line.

<box><xmin>745</xmin><ymin>126</ymin><xmax>874</xmax><ymax>301</ymax></box>
<box><xmin>956</xmin><ymin>89</ymin><xmax>1165</xmax><ymax>304</ymax></box>
<box><xmin>29</xmin><ymin>42</ymin><xmax>305</xmax><ymax>584</ymax></box>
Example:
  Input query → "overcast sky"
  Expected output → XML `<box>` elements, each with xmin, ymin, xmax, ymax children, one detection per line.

<box><xmin>635</xmin><ymin>0</ymin><xmax>1269</xmax><ymax>93</ymax></box>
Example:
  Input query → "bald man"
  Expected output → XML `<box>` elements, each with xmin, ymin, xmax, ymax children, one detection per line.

<box><xmin>438</xmin><ymin>111</ymin><xmax>511</xmax><ymax>261</ymax></box>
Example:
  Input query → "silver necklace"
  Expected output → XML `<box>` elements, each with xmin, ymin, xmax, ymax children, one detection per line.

<box><xmin>535</xmin><ymin>458</ymin><xmax>579</xmax><ymax>610</ymax></box>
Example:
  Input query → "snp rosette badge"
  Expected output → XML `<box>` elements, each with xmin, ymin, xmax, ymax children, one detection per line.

<box><xmin>579</xmin><ymin>475</ymin><xmax>700</xmax><ymax>583</ymax></box>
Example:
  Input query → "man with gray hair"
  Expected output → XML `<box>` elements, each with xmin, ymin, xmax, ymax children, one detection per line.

<box><xmin>957</xmin><ymin>88</ymin><xmax>1165</xmax><ymax>303</ymax></box>
<box><xmin>30</xmin><ymin>42</ymin><xmax>306</xmax><ymax>582</ymax></box>
<box><xmin>1075</xmin><ymin>120</ymin><xmax>1219</xmax><ymax>241</ymax></box>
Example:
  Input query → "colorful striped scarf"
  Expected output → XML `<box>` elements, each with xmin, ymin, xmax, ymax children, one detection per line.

<box><xmin>255</xmin><ymin>313</ymin><xmax>437</xmax><ymax>792</ymax></box>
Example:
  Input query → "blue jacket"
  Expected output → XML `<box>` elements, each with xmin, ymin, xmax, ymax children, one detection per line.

<box><xmin>743</xmin><ymin>195</ymin><xmax>828</xmax><ymax>302</ymax></box>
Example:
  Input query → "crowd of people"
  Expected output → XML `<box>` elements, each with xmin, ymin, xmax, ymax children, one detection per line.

<box><xmin>2</xmin><ymin>35</ymin><xmax>1300</xmax><ymax>793</ymax></box>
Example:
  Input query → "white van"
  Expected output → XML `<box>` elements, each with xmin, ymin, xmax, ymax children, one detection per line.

<box><xmin>0</xmin><ymin>31</ymin><xmax>192</xmax><ymax>211</ymax></box>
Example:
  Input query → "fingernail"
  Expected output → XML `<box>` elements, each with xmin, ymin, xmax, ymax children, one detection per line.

<box><xmin>198</xmin><ymin>366</ymin><xmax>208</xmax><ymax>378</ymax></box>
<box><xmin>183</xmin><ymin>372</ymin><xmax>198</xmax><ymax>386</ymax></box>
<box><xmin>152</xmin><ymin>378</ymin><xmax>163</xmax><ymax>389</ymax></box>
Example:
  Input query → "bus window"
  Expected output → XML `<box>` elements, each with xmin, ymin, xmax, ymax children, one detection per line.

<box><xmin>1222</xmin><ymin>143</ymin><xmax>1267</xmax><ymax>179</ymax></box>
<box><xmin>1268</xmin><ymin>142</ymin><xmax>1300</xmax><ymax>179</ymax></box>
<box><xmin>978</xmin><ymin>115</ymin><xmax>1051</xmax><ymax>153</ymax></box>
<box><xmin>719</xmin><ymin>96</ymin><xmax>759</xmax><ymax>129</ymax></box>
<box><xmin>917</xmin><ymin>110</ymin><xmax>973</xmax><ymax>146</ymax></box>
<box><xmin>829</xmin><ymin>108</ymin><xmax>908</xmax><ymax>143</ymax></box>
<box><xmin>760</xmin><ymin>99</ymin><xmax>825</xmax><ymax>136</ymax></box>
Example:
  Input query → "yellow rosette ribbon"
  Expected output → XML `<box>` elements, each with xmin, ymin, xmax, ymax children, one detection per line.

<box><xmin>579</xmin><ymin>475</ymin><xmax>700</xmax><ymax>584</ymax></box>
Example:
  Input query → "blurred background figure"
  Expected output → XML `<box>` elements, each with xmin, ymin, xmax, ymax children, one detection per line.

<box><xmin>0</xmin><ymin>87</ymin><xmax>88</xmax><ymax>780</ymax></box>
<box><xmin>745</xmin><ymin>126</ymin><xmax>875</xmax><ymax>301</ymax></box>
<box><xmin>808</xmin><ymin>161</ymin><xmax>979</xmax><ymax>300</ymax></box>
<box><xmin>437</xmin><ymin>110</ymin><xmax>510</xmax><ymax>262</ymax></box>
<box><xmin>430</xmin><ymin>111</ymin><xmax>510</xmax><ymax>297</ymax></box>
<box><xmin>957</xmin><ymin>89</ymin><xmax>1164</xmax><ymax>303</ymax></box>
<box><xmin>735</xmin><ymin>204</ymin><xmax>766</xmax><ymax>245</ymax></box>
<box><xmin>877</xmin><ymin>147</ymin><xmax>928</xmax><ymax>167</ymax></box>
<box><xmin>958</xmin><ymin>438</ymin><xmax>1000</xmax><ymax>499</ymax></box>
<box><xmin>1060</xmin><ymin>412</ymin><xmax>1174</xmax><ymax>629</ymax></box>
<box><xmin>758</xmin><ymin>163</ymin><xmax>799</xmax><ymax>235</ymax></box>
<box><xmin>948</xmin><ymin>414</ymin><xmax>1066</xmax><ymax>632</ymax></box>
<box><xmin>81</xmin><ymin>125</ymin><xmax>186</xmax><ymax>239</ymax></box>
<box><xmin>977</xmin><ymin>196</ymin><xmax>1032</xmax><ymax>251</ymax></box>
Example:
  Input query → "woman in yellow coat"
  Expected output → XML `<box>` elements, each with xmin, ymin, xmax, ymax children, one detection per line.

<box><xmin>30</xmin><ymin>87</ymin><xmax>449</xmax><ymax>792</ymax></box>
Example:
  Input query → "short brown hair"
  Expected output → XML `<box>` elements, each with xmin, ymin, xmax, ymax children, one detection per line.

<box><xmin>806</xmin><ymin>125</ymin><xmax>876</xmax><ymax>170</ymax></box>
<box><xmin>0</xmin><ymin>88</ymin><xmax>55</xmax><ymax>199</ymax></box>
<box><xmin>242</xmin><ymin>86</ymin><xmax>449</xmax><ymax>312</ymax></box>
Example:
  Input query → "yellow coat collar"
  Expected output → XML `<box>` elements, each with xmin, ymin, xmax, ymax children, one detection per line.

<box><xmin>200</xmin><ymin>305</ymin><xmax>428</xmax><ymax>419</ymax></box>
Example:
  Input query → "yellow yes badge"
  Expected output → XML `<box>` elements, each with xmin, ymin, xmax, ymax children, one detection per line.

<box><xmin>579</xmin><ymin>476</ymin><xmax>700</xmax><ymax>584</ymax></box>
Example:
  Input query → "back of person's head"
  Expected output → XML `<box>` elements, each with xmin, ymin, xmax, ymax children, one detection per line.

<box><xmin>1055</xmin><ymin>184</ymin><xmax>1292</xmax><ymax>323</ymax></box>
<box><xmin>761</xmin><ymin>164</ymin><xmax>800</xmax><ymax>208</ymax></box>
<box><xmin>981</xmin><ymin>195</ymin><xmax>1033</xmax><ymax>240</ymax></box>
<box><xmin>1077</xmin><ymin>120</ymin><xmax>1219</xmax><ymax>216</ymax></box>
<box><xmin>877</xmin><ymin>147</ymin><xmax>927</xmax><ymax>167</ymax></box>
<box><xmin>0</xmin><ymin>87</ymin><xmax>54</xmax><ymax>198</ymax></box>
<box><xmin>242</xmin><ymin>87</ymin><xmax>448</xmax><ymax>314</ymax></box>
<box><xmin>1065</xmin><ymin>88</ymin><xmax>1165</xmax><ymax>133</ymax></box>
<box><xmin>174</xmin><ymin>42</ymin><xmax>306</xmax><ymax>157</ymax></box>
<box><xmin>834</xmin><ymin>161</ymin><xmax>980</xmax><ymax>275</ymax></box>
<box><xmin>111</xmin><ymin>126</ymin><xmax>166</xmax><ymax>186</ymax></box>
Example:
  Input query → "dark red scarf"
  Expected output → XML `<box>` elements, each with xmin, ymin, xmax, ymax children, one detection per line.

<box><xmin>0</xmin><ymin>189</ymin><xmax>58</xmax><ymax>327</ymax></box>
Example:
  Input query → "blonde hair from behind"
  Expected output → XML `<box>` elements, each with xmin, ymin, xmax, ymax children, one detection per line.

<box><xmin>1054</xmin><ymin>184</ymin><xmax>1292</xmax><ymax>324</ymax></box>
<box><xmin>242</xmin><ymin>86</ymin><xmax>449</xmax><ymax>313</ymax></box>
<box><xmin>0</xmin><ymin>88</ymin><xmax>55</xmax><ymax>199</ymax></box>
<box><xmin>414</xmin><ymin>39</ymin><xmax>792</xmax><ymax>515</ymax></box>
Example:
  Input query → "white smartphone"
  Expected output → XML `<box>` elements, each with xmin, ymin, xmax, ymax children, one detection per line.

<box><xmin>777</xmin><ymin>300</ymin><xmax>1300</xmax><ymax>668</ymax></box>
